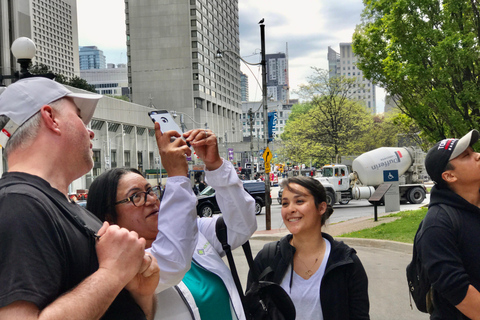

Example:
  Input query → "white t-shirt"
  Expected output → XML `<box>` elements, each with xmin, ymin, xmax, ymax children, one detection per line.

<box><xmin>280</xmin><ymin>238</ymin><xmax>331</xmax><ymax>320</ymax></box>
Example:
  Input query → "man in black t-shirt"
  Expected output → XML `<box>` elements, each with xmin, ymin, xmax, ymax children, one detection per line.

<box><xmin>0</xmin><ymin>78</ymin><xmax>159</xmax><ymax>319</ymax></box>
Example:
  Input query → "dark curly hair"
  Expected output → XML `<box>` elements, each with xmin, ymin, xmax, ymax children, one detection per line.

<box><xmin>280</xmin><ymin>176</ymin><xmax>334</xmax><ymax>226</ymax></box>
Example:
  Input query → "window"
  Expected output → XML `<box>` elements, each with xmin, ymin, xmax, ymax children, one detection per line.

<box><xmin>124</xmin><ymin>151</ymin><xmax>131</xmax><ymax>167</ymax></box>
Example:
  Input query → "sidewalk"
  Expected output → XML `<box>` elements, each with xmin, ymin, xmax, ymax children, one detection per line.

<box><xmin>230</xmin><ymin>208</ymin><xmax>429</xmax><ymax>319</ymax></box>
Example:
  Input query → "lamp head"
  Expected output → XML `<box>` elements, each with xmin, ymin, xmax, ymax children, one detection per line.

<box><xmin>215</xmin><ymin>49</ymin><xmax>223</xmax><ymax>59</ymax></box>
<box><xmin>11</xmin><ymin>37</ymin><xmax>36</xmax><ymax>60</ymax></box>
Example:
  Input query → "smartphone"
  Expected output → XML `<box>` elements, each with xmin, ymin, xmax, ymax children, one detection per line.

<box><xmin>148</xmin><ymin>110</ymin><xmax>190</xmax><ymax>146</ymax></box>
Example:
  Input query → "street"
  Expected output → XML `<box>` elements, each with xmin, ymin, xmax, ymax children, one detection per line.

<box><xmin>255</xmin><ymin>185</ymin><xmax>429</xmax><ymax>231</ymax></box>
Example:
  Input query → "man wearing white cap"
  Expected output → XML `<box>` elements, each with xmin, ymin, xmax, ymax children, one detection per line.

<box><xmin>415</xmin><ymin>129</ymin><xmax>480</xmax><ymax>319</ymax></box>
<box><xmin>0</xmin><ymin>78</ymin><xmax>158</xmax><ymax>319</ymax></box>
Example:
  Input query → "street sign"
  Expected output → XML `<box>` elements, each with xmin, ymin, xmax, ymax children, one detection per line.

<box><xmin>263</xmin><ymin>147</ymin><xmax>272</xmax><ymax>163</ymax></box>
<box><xmin>265</xmin><ymin>161</ymin><xmax>271</xmax><ymax>173</ymax></box>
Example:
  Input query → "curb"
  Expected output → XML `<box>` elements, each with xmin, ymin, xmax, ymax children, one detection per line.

<box><xmin>251</xmin><ymin>233</ymin><xmax>413</xmax><ymax>254</ymax></box>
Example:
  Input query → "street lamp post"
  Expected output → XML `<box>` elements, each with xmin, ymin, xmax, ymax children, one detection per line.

<box><xmin>0</xmin><ymin>37</ymin><xmax>55</xmax><ymax>86</ymax></box>
<box><xmin>170</xmin><ymin>110</ymin><xmax>208</xmax><ymax>130</ymax></box>
<box><xmin>216</xmin><ymin>19</ymin><xmax>271</xmax><ymax>229</ymax></box>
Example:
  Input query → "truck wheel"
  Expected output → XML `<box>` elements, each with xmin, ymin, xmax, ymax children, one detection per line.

<box><xmin>326</xmin><ymin>191</ymin><xmax>335</xmax><ymax>207</ymax></box>
<box><xmin>408</xmin><ymin>187</ymin><xmax>426</xmax><ymax>204</ymax></box>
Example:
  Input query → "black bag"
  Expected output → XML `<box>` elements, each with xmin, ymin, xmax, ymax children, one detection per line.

<box><xmin>406</xmin><ymin>204</ymin><xmax>460</xmax><ymax>314</ymax></box>
<box><xmin>215</xmin><ymin>217</ymin><xmax>296</xmax><ymax>320</ymax></box>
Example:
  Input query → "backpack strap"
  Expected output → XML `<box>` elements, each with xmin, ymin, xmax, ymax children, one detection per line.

<box><xmin>258</xmin><ymin>241</ymin><xmax>279</xmax><ymax>281</ymax></box>
<box><xmin>215</xmin><ymin>217</ymin><xmax>246</xmax><ymax>303</ymax></box>
<box><xmin>0</xmin><ymin>179</ymin><xmax>98</xmax><ymax>239</ymax></box>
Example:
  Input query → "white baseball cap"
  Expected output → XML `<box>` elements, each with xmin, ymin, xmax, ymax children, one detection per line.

<box><xmin>0</xmin><ymin>77</ymin><xmax>102</xmax><ymax>147</ymax></box>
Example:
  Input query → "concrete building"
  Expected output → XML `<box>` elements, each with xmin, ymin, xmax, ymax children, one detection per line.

<box><xmin>241</xmin><ymin>100</ymin><xmax>296</xmax><ymax>141</ymax></box>
<box><xmin>125</xmin><ymin>0</ymin><xmax>242</xmax><ymax>144</ymax></box>
<box><xmin>80</xmin><ymin>64</ymin><xmax>129</xmax><ymax>97</ymax></box>
<box><xmin>327</xmin><ymin>46</ymin><xmax>340</xmax><ymax>79</ymax></box>
<box><xmin>266</xmin><ymin>53</ymin><xmax>289</xmax><ymax>103</ymax></box>
<box><xmin>79</xmin><ymin>46</ymin><xmax>106</xmax><ymax>70</ymax></box>
<box><xmin>1</xmin><ymin>0</ymin><xmax>79</xmax><ymax>80</ymax></box>
<box><xmin>241</xmin><ymin>72</ymin><xmax>249</xmax><ymax>102</ymax></box>
<box><xmin>328</xmin><ymin>43</ymin><xmax>376</xmax><ymax>114</ymax></box>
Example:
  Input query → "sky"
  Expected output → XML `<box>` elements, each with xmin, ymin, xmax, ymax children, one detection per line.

<box><xmin>77</xmin><ymin>0</ymin><xmax>385</xmax><ymax>113</ymax></box>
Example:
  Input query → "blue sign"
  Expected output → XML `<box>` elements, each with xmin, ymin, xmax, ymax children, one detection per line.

<box><xmin>268</xmin><ymin>111</ymin><xmax>278</xmax><ymax>142</ymax></box>
<box><xmin>383</xmin><ymin>170</ymin><xmax>399</xmax><ymax>182</ymax></box>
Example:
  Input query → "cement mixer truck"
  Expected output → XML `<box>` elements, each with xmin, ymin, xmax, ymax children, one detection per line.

<box><xmin>317</xmin><ymin>147</ymin><xmax>428</xmax><ymax>206</ymax></box>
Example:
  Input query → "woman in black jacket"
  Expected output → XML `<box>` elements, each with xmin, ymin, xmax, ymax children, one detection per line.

<box><xmin>248</xmin><ymin>176</ymin><xmax>370</xmax><ymax>319</ymax></box>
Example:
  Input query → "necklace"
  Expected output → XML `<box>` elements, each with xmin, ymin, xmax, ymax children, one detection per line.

<box><xmin>291</xmin><ymin>238</ymin><xmax>323</xmax><ymax>278</ymax></box>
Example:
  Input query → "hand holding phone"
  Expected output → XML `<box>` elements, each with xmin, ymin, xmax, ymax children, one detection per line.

<box><xmin>148</xmin><ymin>110</ymin><xmax>183</xmax><ymax>135</ymax></box>
<box><xmin>148</xmin><ymin>110</ymin><xmax>191</xmax><ymax>147</ymax></box>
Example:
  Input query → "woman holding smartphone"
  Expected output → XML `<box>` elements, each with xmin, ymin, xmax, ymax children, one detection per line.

<box><xmin>87</xmin><ymin>122</ymin><xmax>257</xmax><ymax>320</ymax></box>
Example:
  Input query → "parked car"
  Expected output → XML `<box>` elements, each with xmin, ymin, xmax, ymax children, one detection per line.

<box><xmin>195</xmin><ymin>181</ymin><xmax>270</xmax><ymax>217</ymax></box>
<box><xmin>242</xmin><ymin>180</ymin><xmax>270</xmax><ymax>215</ymax></box>
<box><xmin>196</xmin><ymin>186</ymin><xmax>220</xmax><ymax>217</ymax></box>
<box><xmin>277</xmin><ymin>186</ymin><xmax>283</xmax><ymax>204</ymax></box>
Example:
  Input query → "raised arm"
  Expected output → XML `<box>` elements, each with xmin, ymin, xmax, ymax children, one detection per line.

<box><xmin>147</xmin><ymin>122</ymin><xmax>197</xmax><ymax>292</ymax></box>
<box><xmin>185</xmin><ymin>129</ymin><xmax>257</xmax><ymax>254</ymax></box>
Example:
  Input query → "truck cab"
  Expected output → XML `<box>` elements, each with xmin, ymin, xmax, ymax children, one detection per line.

<box><xmin>318</xmin><ymin>164</ymin><xmax>353</xmax><ymax>206</ymax></box>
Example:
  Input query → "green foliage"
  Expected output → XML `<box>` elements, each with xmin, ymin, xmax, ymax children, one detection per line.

<box><xmin>66</xmin><ymin>76</ymin><xmax>97</xmax><ymax>93</ymax></box>
<box><xmin>107</xmin><ymin>95</ymin><xmax>130</xmax><ymax>102</ymax></box>
<box><xmin>339</xmin><ymin>207</ymin><xmax>428</xmax><ymax>243</ymax></box>
<box><xmin>29</xmin><ymin>63</ymin><xmax>96</xmax><ymax>93</ymax></box>
<box><xmin>281</xmin><ymin>68</ymin><xmax>375</xmax><ymax>164</ymax></box>
<box><xmin>353</xmin><ymin>0</ymin><xmax>480</xmax><ymax>142</ymax></box>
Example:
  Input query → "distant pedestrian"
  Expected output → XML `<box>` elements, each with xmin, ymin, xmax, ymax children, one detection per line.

<box><xmin>198</xmin><ymin>180</ymin><xmax>206</xmax><ymax>192</ymax></box>
<box><xmin>414</xmin><ymin>129</ymin><xmax>480</xmax><ymax>319</ymax></box>
<box><xmin>248</xmin><ymin>176</ymin><xmax>370</xmax><ymax>319</ymax></box>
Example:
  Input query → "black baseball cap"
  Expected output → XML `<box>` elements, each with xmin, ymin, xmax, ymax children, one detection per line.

<box><xmin>425</xmin><ymin>129</ymin><xmax>479</xmax><ymax>185</ymax></box>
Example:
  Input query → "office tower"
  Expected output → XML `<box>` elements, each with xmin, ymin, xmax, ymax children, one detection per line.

<box><xmin>327</xmin><ymin>46</ymin><xmax>340</xmax><ymax>79</ymax></box>
<box><xmin>79</xmin><ymin>46</ymin><xmax>106</xmax><ymax>70</ymax></box>
<box><xmin>265</xmin><ymin>53</ymin><xmax>289</xmax><ymax>102</ymax></box>
<box><xmin>125</xmin><ymin>0</ymin><xmax>242</xmax><ymax>143</ymax></box>
<box><xmin>1</xmin><ymin>0</ymin><xmax>79</xmax><ymax>79</ymax></box>
<box><xmin>328</xmin><ymin>43</ymin><xmax>376</xmax><ymax>114</ymax></box>
<box><xmin>241</xmin><ymin>72</ymin><xmax>249</xmax><ymax>102</ymax></box>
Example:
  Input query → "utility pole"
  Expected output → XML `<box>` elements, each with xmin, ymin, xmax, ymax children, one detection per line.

<box><xmin>248</xmin><ymin>108</ymin><xmax>254</xmax><ymax>164</ymax></box>
<box><xmin>260</xmin><ymin>20</ymin><xmax>271</xmax><ymax>230</ymax></box>
<box><xmin>225</xmin><ymin>131</ymin><xmax>228</xmax><ymax>160</ymax></box>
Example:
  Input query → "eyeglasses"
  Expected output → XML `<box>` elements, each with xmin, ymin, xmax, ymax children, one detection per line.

<box><xmin>115</xmin><ymin>186</ymin><xmax>162</xmax><ymax>207</ymax></box>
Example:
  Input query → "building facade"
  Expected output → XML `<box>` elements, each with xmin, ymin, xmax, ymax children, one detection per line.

<box><xmin>80</xmin><ymin>63</ymin><xmax>129</xmax><ymax>97</ymax></box>
<box><xmin>79</xmin><ymin>45</ymin><xmax>106</xmax><ymax>70</ymax></box>
<box><xmin>328</xmin><ymin>43</ymin><xmax>376</xmax><ymax>114</ymax></box>
<box><xmin>266</xmin><ymin>53</ymin><xmax>289</xmax><ymax>103</ymax></box>
<box><xmin>1</xmin><ymin>0</ymin><xmax>79</xmax><ymax>80</ymax></box>
<box><xmin>241</xmin><ymin>100</ymin><xmax>296</xmax><ymax>141</ymax></box>
<box><xmin>241</xmin><ymin>72</ymin><xmax>248</xmax><ymax>102</ymax></box>
<box><xmin>125</xmin><ymin>0</ymin><xmax>242</xmax><ymax>144</ymax></box>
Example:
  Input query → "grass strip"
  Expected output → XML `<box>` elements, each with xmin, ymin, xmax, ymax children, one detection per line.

<box><xmin>338</xmin><ymin>207</ymin><xmax>428</xmax><ymax>244</ymax></box>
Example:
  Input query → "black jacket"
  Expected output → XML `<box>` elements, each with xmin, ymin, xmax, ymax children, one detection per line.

<box><xmin>247</xmin><ymin>233</ymin><xmax>370</xmax><ymax>320</ymax></box>
<box><xmin>416</xmin><ymin>185</ymin><xmax>480</xmax><ymax>320</ymax></box>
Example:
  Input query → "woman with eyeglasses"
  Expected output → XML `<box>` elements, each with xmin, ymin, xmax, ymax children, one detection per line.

<box><xmin>87</xmin><ymin>123</ymin><xmax>257</xmax><ymax>320</ymax></box>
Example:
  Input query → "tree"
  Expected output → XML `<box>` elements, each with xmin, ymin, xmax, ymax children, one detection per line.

<box><xmin>29</xmin><ymin>63</ymin><xmax>96</xmax><ymax>93</ymax></box>
<box><xmin>66</xmin><ymin>76</ymin><xmax>96</xmax><ymax>93</ymax></box>
<box><xmin>353</xmin><ymin>0</ymin><xmax>480</xmax><ymax>142</ymax></box>
<box><xmin>281</xmin><ymin>68</ymin><xmax>373</xmax><ymax>164</ymax></box>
